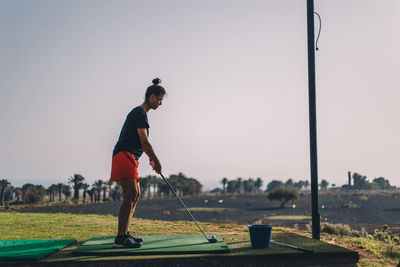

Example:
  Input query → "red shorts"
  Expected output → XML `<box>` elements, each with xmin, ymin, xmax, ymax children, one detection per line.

<box><xmin>110</xmin><ymin>151</ymin><xmax>140</xmax><ymax>182</ymax></box>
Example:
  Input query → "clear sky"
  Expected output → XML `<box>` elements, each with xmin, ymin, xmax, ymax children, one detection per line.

<box><xmin>1</xmin><ymin>0</ymin><xmax>399</xmax><ymax>190</ymax></box>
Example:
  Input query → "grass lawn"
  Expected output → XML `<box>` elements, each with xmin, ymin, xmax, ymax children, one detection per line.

<box><xmin>0</xmin><ymin>212</ymin><xmax>246</xmax><ymax>241</ymax></box>
<box><xmin>0</xmin><ymin>212</ymin><xmax>398</xmax><ymax>266</ymax></box>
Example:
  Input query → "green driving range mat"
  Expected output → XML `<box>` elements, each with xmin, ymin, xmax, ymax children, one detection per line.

<box><xmin>73</xmin><ymin>234</ymin><xmax>229</xmax><ymax>255</ymax></box>
<box><xmin>0</xmin><ymin>239</ymin><xmax>76</xmax><ymax>261</ymax></box>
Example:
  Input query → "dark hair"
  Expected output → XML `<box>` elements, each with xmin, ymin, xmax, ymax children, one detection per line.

<box><xmin>145</xmin><ymin>78</ymin><xmax>166</xmax><ymax>100</ymax></box>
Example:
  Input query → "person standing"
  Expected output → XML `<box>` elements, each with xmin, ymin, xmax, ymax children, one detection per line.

<box><xmin>110</xmin><ymin>78</ymin><xmax>165</xmax><ymax>248</ymax></box>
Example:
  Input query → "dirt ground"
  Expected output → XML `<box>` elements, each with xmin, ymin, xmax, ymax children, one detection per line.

<box><xmin>14</xmin><ymin>190</ymin><xmax>400</xmax><ymax>234</ymax></box>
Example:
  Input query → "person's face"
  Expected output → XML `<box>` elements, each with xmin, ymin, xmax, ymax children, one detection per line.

<box><xmin>149</xmin><ymin>93</ymin><xmax>164</xmax><ymax>109</ymax></box>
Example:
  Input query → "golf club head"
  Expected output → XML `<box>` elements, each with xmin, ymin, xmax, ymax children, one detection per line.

<box><xmin>208</xmin><ymin>235</ymin><xmax>218</xmax><ymax>243</ymax></box>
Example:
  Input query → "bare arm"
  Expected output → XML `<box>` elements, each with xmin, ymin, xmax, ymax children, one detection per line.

<box><xmin>137</xmin><ymin>128</ymin><xmax>161</xmax><ymax>173</ymax></box>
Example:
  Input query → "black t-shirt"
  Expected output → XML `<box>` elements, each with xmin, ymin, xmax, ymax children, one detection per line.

<box><xmin>113</xmin><ymin>106</ymin><xmax>149</xmax><ymax>159</ymax></box>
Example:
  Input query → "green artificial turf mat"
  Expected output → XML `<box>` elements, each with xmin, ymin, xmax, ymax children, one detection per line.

<box><xmin>73</xmin><ymin>234</ymin><xmax>229</xmax><ymax>255</ymax></box>
<box><xmin>0</xmin><ymin>239</ymin><xmax>76</xmax><ymax>261</ymax></box>
<box><xmin>225</xmin><ymin>232</ymin><xmax>358</xmax><ymax>258</ymax></box>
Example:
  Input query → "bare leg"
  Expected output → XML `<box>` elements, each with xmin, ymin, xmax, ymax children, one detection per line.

<box><xmin>118</xmin><ymin>178</ymin><xmax>139</xmax><ymax>236</ymax></box>
<box><xmin>126</xmin><ymin>181</ymin><xmax>141</xmax><ymax>232</ymax></box>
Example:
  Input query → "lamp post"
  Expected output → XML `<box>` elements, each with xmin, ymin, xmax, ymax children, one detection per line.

<box><xmin>306</xmin><ymin>0</ymin><xmax>320</xmax><ymax>240</ymax></box>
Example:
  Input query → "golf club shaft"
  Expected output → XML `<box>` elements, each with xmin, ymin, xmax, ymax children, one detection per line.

<box><xmin>160</xmin><ymin>173</ymin><xmax>209</xmax><ymax>240</ymax></box>
<box><xmin>271</xmin><ymin>240</ymin><xmax>313</xmax><ymax>253</ymax></box>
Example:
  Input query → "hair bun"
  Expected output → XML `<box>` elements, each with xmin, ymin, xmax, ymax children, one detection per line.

<box><xmin>152</xmin><ymin>78</ymin><xmax>161</xmax><ymax>85</ymax></box>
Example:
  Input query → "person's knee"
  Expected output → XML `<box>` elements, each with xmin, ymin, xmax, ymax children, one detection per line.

<box><xmin>122</xmin><ymin>193</ymin><xmax>137</xmax><ymax>205</ymax></box>
<box><xmin>135</xmin><ymin>191</ymin><xmax>141</xmax><ymax>202</ymax></box>
<box><xmin>130</xmin><ymin>191</ymin><xmax>140</xmax><ymax>204</ymax></box>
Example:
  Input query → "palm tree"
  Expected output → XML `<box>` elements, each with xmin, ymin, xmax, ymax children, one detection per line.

<box><xmin>294</xmin><ymin>181</ymin><xmax>304</xmax><ymax>190</ymax></box>
<box><xmin>6</xmin><ymin>185</ymin><xmax>15</xmax><ymax>202</ymax></box>
<box><xmin>168</xmin><ymin>175</ymin><xmax>183</xmax><ymax>197</ymax></box>
<box><xmin>111</xmin><ymin>183</ymin><xmax>123</xmax><ymax>201</ymax></box>
<box><xmin>21</xmin><ymin>184</ymin><xmax>29</xmax><ymax>204</ymax></box>
<box><xmin>255</xmin><ymin>178</ymin><xmax>263</xmax><ymax>193</ymax></box>
<box><xmin>46</xmin><ymin>187</ymin><xmax>52</xmax><ymax>202</ymax></box>
<box><xmin>158</xmin><ymin>183</ymin><xmax>171</xmax><ymax>198</ymax></box>
<box><xmin>221</xmin><ymin>177</ymin><xmax>228</xmax><ymax>193</ymax></box>
<box><xmin>57</xmin><ymin>183</ymin><xmax>64</xmax><ymax>201</ymax></box>
<box><xmin>62</xmin><ymin>184</ymin><xmax>72</xmax><ymax>200</ymax></box>
<box><xmin>51</xmin><ymin>184</ymin><xmax>58</xmax><ymax>202</ymax></box>
<box><xmin>107</xmin><ymin>180</ymin><xmax>113</xmax><ymax>199</ymax></box>
<box><xmin>227</xmin><ymin>180</ymin><xmax>236</xmax><ymax>194</ymax></box>
<box><xmin>81</xmin><ymin>183</ymin><xmax>90</xmax><ymax>203</ymax></box>
<box><xmin>140</xmin><ymin>176</ymin><xmax>151</xmax><ymax>198</ymax></box>
<box><xmin>151</xmin><ymin>176</ymin><xmax>160</xmax><ymax>198</ymax></box>
<box><xmin>185</xmin><ymin>178</ymin><xmax>202</xmax><ymax>195</ymax></box>
<box><xmin>320</xmin><ymin>179</ymin><xmax>329</xmax><ymax>190</ymax></box>
<box><xmin>92</xmin><ymin>180</ymin><xmax>103</xmax><ymax>202</ymax></box>
<box><xmin>14</xmin><ymin>187</ymin><xmax>22</xmax><ymax>203</ymax></box>
<box><xmin>87</xmin><ymin>188</ymin><xmax>95</xmax><ymax>203</ymax></box>
<box><xmin>236</xmin><ymin>178</ymin><xmax>243</xmax><ymax>194</ymax></box>
<box><xmin>0</xmin><ymin>179</ymin><xmax>11</xmax><ymax>206</ymax></box>
<box><xmin>285</xmin><ymin>178</ymin><xmax>294</xmax><ymax>187</ymax></box>
<box><xmin>35</xmin><ymin>185</ymin><xmax>47</xmax><ymax>203</ymax></box>
<box><xmin>68</xmin><ymin>174</ymin><xmax>85</xmax><ymax>202</ymax></box>
<box><xmin>47</xmin><ymin>184</ymin><xmax>58</xmax><ymax>202</ymax></box>
<box><xmin>21</xmin><ymin>184</ymin><xmax>46</xmax><ymax>204</ymax></box>
<box><xmin>243</xmin><ymin>178</ymin><xmax>255</xmax><ymax>194</ymax></box>
<box><xmin>102</xmin><ymin>184</ymin><xmax>108</xmax><ymax>201</ymax></box>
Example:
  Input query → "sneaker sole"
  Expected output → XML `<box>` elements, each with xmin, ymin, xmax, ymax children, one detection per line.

<box><xmin>112</xmin><ymin>243</ymin><xmax>142</xmax><ymax>248</ymax></box>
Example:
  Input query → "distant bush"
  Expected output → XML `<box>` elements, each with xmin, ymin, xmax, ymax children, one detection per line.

<box><xmin>372</xmin><ymin>177</ymin><xmax>394</xmax><ymax>190</ymax></box>
<box><xmin>266</xmin><ymin>180</ymin><xmax>284</xmax><ymax>192</ymax></box>
<box><xmin>321</xmin><ymin>223</ymin><xmax>367</xmax><ymax>237</ymax></box>
<box><xmin>359</xmin><ymin>195</ymin><xmax>368</xmax><ymax>201</ymax></box>
<box><xmin>268</xmin><ymin>186</ymin><xmax>298</xmax><ymax>208</ymax></box>
<box><xmin>319</xmin><ymin>223</ymin><xmax>400</xmax><ymax>242</ymax></box>
<box><xmin>62</xmin><ymin>200</ymin><xmax>75</xmax><ymax>205</ymax></box>
<box><xmin>343</xmin><ymin>201</ymin><xmax>360</xmax><ymax>208</ymax></box>
<box><xmin>210</xmin><ymin>187</ymin><xmax>223</xmax><ymax>194</ymax></box>
<box><xmin>21</xmin><ymin>184</ymin><xmax>46</xmax><ymax>204</ymax></box>
<box><xmin>373</xmin><ymin>225</ymin><xmax>399</xmax><ymax>244</ymax></box>
<box><xmin>322</xmin><ymin>223</ymin><xmax>352</xmax><ymax>236</ymax></box>
<box><xmin>352</xmin><ymin>173</ymin><xmax>375</xmax><ymax>190</ymax></box>
<box><xmin>383</xmin><ymin>243</ymin><xmax>400</xmax><ymax>259</ymax></box>
<box><xmin>391</xmin><ymin>193</ymin><xmax>400</xmax><ymax>198</ymax></box>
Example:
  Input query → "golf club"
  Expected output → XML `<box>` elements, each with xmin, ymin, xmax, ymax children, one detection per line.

<box><xmin>160</xmin><ymin>173</ymin><xmax>218</xmax><ymax>243</ymax></box>
<box><xmin>271</xmin><ymin>240</ymin><xmax>313</xmax><ymax>253</ymax></box>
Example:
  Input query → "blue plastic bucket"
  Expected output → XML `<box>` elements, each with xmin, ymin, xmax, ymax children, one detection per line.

<box><xmin>248</xmin><ymin>225</ymin><xmax>272</xmax><ymax>248</ymax></box>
